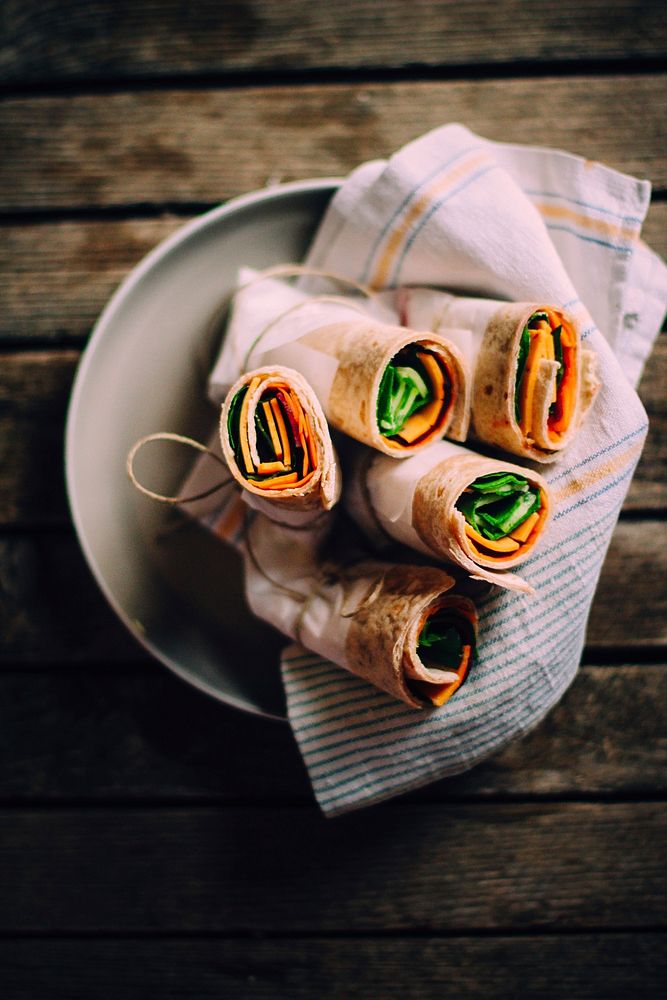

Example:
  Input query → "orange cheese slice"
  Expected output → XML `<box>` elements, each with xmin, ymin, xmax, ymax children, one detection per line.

<box><xmin>509</xmin><ymin>510</ymin><xmax>540</xmax><ymax>543</ymax></box>
<box><xmin>465</xmin><ymin>523</ymin><xmax>520</xmax><ymax>554</ymax></box>
<box><xmin>395</xmin><ymin>397</ymin><xmax>444</xmax><ymax>444</ymax></box>
<box><xmin>426</xmin><ymin>644</ymin><xmax>471</xmax><ymax>706</ymax></box>
<box><xmin>416</xmin><ymin>350</ymin><xmax>446</xmax><ymax>400</ymax></box>
<box><xmin>518</xmin><ymin>328</ymin><xmax>551</xmax><ymax>436</ymax></box>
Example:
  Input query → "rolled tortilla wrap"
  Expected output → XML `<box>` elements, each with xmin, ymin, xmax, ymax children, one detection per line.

<box><xmin>344</xmin><ymin>440</ymin><xmax>550</xmax><ymax>594</ymax></box>
<box><xmin>220</xmin><ymin>366</ymin><xmax>340</xmax><ymax>514</ymax></box>
<box><xmin>243</xmin><ymin>511</ymin><xmax>478</xmax><ymax>709</ymax></box>
<box><xmin>210</xmin><ymin>269</ymin><xmax>471</xmax><ymax>455</ymax></box>
<box><xmin>398</xmin><ymin>288</ymin><xmax>600</xmax><ymax>462</ymax></box>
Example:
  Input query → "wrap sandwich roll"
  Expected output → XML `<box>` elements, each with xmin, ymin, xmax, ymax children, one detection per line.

<box><xmin>210</xmin><ymin>268</ymin><xmax>471</xmax><ymax>456</ymax></box>
<box><xmin>244</xmin><ymin>511</ymin><xmax>478</xmax><ymax>709</ymax></box>
<box><xmin>220</xmin><ymin>366</ymin><xmax>340</xmax><ymax>514</ymax></box>
<box><xmin>398</xmin><ymin>288</ymin><xmax>600</xmax><ymax>462</ymax></box>
<box><xmin>344</xmin><ymin>439</ymin><xmax>551</xmax><ymax>594</ymax></box>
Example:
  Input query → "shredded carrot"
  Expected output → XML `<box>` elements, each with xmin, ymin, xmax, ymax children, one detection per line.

<box><xmin>254</xmin><ymin>471</ymin><xmax>299</xmax><ymax>490</ymax></box>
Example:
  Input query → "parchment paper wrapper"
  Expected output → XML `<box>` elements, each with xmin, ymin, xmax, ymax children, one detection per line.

<box><xmin>243</xmin><ymin>511</ymin><xmax>478</xmax><ymax>709</ymax></box>
<box><xmin>210</xmin><ymin>269</ymin><xmax>471</xmax><ymax>455</ymax></box>
<box><xmin>219</xmin><ymin>365</ymin><xmax>340</xmax><ymax>515</ymax></box>
<box><xmin>344</xmin><ymin>439</ymin><xmax>551</xmax><ymax>594</ymax></box>
<box><xmin>398</xmin><ymin>288</ymin><xmax>600</xmax><ymax>462</ymax></box>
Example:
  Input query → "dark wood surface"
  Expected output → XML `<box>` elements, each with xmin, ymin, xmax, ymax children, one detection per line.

<box><xmin>1</xmin><ymin>3</ymin><xmax>665</xmax><ymax>997</ymax></box>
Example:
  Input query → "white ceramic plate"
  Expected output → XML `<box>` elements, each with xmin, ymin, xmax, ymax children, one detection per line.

<box><xmin>65</xmin><ymin>179</ymin><xmax>339</xmax><ymax>720</ymax></box>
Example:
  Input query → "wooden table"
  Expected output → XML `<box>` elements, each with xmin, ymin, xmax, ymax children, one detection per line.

<box><xmin>1</xmin><ymin>3</ymin><xmax>666</xmax><ymax>996</ymax></box>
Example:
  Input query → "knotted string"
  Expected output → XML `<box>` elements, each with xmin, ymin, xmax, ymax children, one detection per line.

<box><xmin>126</xmin><ymin>431</ymin><xmax>232</xmax><ymax>504</ymax></box>
<box><xmin>242</xmin><ymin>295</ymin><xmax>372</xmax><ymax>372</ymax></box>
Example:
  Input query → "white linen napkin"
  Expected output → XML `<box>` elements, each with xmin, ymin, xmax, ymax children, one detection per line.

<box><xmin>273</xmin><ymin>124</ymin><xmax>667</xmax><ymax>815</ymax></box>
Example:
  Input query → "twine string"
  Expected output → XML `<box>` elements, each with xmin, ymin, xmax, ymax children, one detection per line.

<box><xmin>242</xmin><ymin>295</ymin><xmax>372</xmax><ymax>373</ymax></box>
<box><xmin>126</xmin><ymin>431</ymin><xmax>233</xmax><ymax>505</ymax></box>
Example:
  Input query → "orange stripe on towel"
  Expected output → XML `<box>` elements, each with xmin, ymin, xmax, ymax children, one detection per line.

<box><xmin>370</xmin><ymin>150</ymin><xmax>492</xmax><ymax>288</ymax></box>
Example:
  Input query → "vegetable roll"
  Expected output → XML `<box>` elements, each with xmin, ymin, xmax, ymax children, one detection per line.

<box><xmin>220</xmin><ymin>366</ymin><xmax>340</xmax><ymax>514</ymax></box>
<box><xmin>306</xmin><ymin>318</ymin><xmax>470</xmax><ymax>455</ymax></box>
<box><xmin>398</xmin><ymin>289</ymin><xmax>600</xmax><ymax>462</ymax></box>
<box><xmin>210</xmin><ymin>269</ymin><xmax>471</xmax><ymax>456</ymax></box>
<box><xmin>243</xmin><ymin>511</ymin><xmax>478</xmax><ymax>709</ymax></box>
<box><xmin>344</xmin><ymin>439</ymin><xmax>551</xmax><ymax>593</ymax></box>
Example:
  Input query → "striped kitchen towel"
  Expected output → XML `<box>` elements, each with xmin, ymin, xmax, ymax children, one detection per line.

<box><xmin>279</xmin><ymin>124</ymin><xmax>667</xmax><ymax>816</ymax></box>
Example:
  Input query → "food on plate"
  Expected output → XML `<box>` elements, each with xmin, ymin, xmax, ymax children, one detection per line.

<box><xmin>209</xmin><ymin>269</ymin><xmax>471</xmax><ymax>456</ymax></box>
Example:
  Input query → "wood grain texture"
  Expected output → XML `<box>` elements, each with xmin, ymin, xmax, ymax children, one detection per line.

<box><xmin>0</xmin><ymin>664</ymin><xmax>665</xmax><ymax>801</ymax></box>
<box><xmin>0</xmin><ymin>217</ymin><xmax>183</xmax><ymax>344</ymax></box>
<box><xmin>2</xmin><ymin>0</ymin><xmax>666</xmax><ymax>83</ymax></box>
<box><xmin>0</xmin><ymin>530</ymin><xmax>146</xmax><ymax>665</ymax></box>
<box><xmin>1</xmin><ymin>519</ymin><xmax>666</xmax><ymax>667</ymax></box>
<box><xmin>1</xmin><ymin>934</ymin><xmax>665</xmax><ymax>1000</ymax></box>
<box><xmin>0</xmin><ymin>802</ymin><xmax>664</xmax><ymax>931</ymax></box>
<box><xmin>2</xmin><ymin>76</ymin><xmax>666</xmax><ymax>211</ymax></box>
<box><xmin>2</xmin><ymin>202</ymin><xmax>666</xmax><ymax>345</ymax></box>
<box><xmin>0</xmin><ymin>351</ymin><xmax>77</xmax><ymax>525</ymax></box>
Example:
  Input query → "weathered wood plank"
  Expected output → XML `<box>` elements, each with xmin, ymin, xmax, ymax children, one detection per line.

<box><xmin>0</xmin><ymin>802</ymin><xmax>664</xmax><ymax>930</ymax></box>
<box><xmin>0</xmin><ymin>530</ymin><xmax>147</xmax><ymax>665</ymax></box>
<box><xmin>2</xmin><ymin>202</ymin><xmax>665</xmax><ymax>345</ymax></box>
<box><xmin>0</xmin><ymin>328</ymin><xmax>663</xmax><ymax>526</ymax></box>
<box><xmin>0</xmin><ymin>351</ymin><xmax>77</xmax><ymax>525</ymax></box>
<box><xmin>2</xmin><ymin>76</ymin><xmax>666</xmax><ymax>211</ymax></box>
<box><xmin>0</xmin><ymin>520</ymin><xmax>665</xmax><ymax>668</ymax></box>
<box><xmin>0</xmin><ymin>664</ymin><xmax>664</xmax><ymax>801</ymax></box>
<box><xmin>0</xmin><ymin>217</ymin><xmax>183</xmax><ymax>344</ymax></box>
<box><xmin>628</xmin><ymin>331</ymin><xmax>667</xmax><ymax>511</ymax></box>
<box><xmin>587</xmin><ymin>518</ymin><xmax>667</xmax><ymax>646</ymax></box>
<box><xmin>2</xmin><ymin>0</ymin><xmax>666</xmax><ymax>84</ymax></box>
<box><xmin>1</xmin><ymin>934</ymin><xmax>665</xmax><ymax>1000</ymax></box>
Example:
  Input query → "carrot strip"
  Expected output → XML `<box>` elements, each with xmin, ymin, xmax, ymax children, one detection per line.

<box><xmin>416</xmin><ymin>350</ymin><xmax>446</xmax><ymax>400</ymax></box>
<box><xmin>254</xmin><ymin>472</ymin><xmax>299</xmax><ymax>490</ymax></box>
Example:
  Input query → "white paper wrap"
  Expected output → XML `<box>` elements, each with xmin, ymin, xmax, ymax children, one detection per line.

<box><xmin>209</xmin><ymin>267</ymin><xmax>396</xmax><ymax>405</ymax></box>
<box><xmin>344</xmin><ymin>440</ymin><xmax>550</xmax><ymax>593</ymax></box>
<box><xmin>209</xmin><ymin>268</ymin><xmax>472</xmax><ymax>453</ymax></box>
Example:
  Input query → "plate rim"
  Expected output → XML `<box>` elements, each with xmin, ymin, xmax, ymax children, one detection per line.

<box><xmin>64</xmin><ymin>177</ymin><xmax>341</xmax><ymax>722</ymax></box>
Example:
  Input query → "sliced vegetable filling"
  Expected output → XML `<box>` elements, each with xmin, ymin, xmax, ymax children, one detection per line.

<box><xmin>456</xmin><ymin>472</ymin><xmax>542</xmax><ymax>557</ymax></box>
<box><xmin>514</xmin><ymin>309</ymin><xmax>577</xmax><ymax>443</ymax></box>
<box><xmin>413</xmin><ymin>605</ymin><xmax>476</xmax><ymax>707</ymax></box>
<box><xmin>227</xmin><ymin>379</ymin><xmax>317</xmax><ymax>490</ymax></box>
<box><xmin>377</xmin><ymin>345</ymin><xmax>451</xmax><ymax>446</ymax></box>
